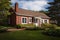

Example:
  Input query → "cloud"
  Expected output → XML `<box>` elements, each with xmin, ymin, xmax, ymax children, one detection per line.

<box><xmin>11</xmin><ymin>0</ymin><xmax>49</xmax><ymax>11</ymax></box>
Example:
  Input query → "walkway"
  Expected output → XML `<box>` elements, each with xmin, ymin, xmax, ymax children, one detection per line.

<box><xmin>7</xmin><ymin>28</ymin><xmax>25</xmax><ymax>32</ymax></box>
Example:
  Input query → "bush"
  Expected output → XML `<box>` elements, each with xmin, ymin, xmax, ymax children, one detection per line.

<box><xmin>16</xmin><ymin>24</ymin><xmax>21</xmax><ymax>29</ymax></box>
<box><xmin>16</xmin><ymin>24</ymin><xmax>41</xmax><ymax>30</ymax></box>
<box><xmin>41</xmin><ymin>24</ymin><xmax>60</xmax><ymax>37</ymax></box>
<box><xmin>0</xmin><ymin>27</ymin><xmax>8</xmax><ymax>33</ymax></box>
<box><xmin>42</xmin><ymin>28</ymin><xmax>60</xmax><ymax>37</ymax></box>
<box><xmin>16</xmin><ymin>24</ymin><xmax>36</xmax><ymax>28</ymax></box>
<box><xmin>41</xmin><ymin>24</ymin><xmax>57</xmax><ymax>30</ymax></box>
<box><xmin>25</xmin><ymin>26</ymin><xmax>40</xmax><ymax>30</ymax></box>
<box><xmin>21</xmin><ymin>24</ymin><xmax>36</xmax><ymax>27</ymax></box>
<box><xmin>0</xmin><ymin>26</ymin><xmax>4</xmax><ymax>29</ymax></box>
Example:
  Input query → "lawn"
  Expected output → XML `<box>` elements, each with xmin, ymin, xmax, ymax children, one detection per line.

<box><xmin>0</xmin><ymin>30</ymin><xmax>60</xmax><ymax>40</ymax></box>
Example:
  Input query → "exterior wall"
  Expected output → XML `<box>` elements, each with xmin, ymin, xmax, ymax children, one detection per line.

<box><xmin>8</xmin><ymin>13</ymin><xmax>16</xmax><ymax>25</ymax></box>
<box><xmin>16</xmin><ymin>16</ymin><xmax>49</xmax><ymax>26</ymax></box>
<box><xmin>33</xmin><ymin>17</ymin><xmax>40</xmax><ymax>26</ymax></box>
<box><xmin>16</xmin><ymin>15</ymin><xmax>31</xmax><ymax>25</ymax></box>
<box><xmin>9</xmin><ymin>13</ymin><xmax>49</xmax><ymax>26</ymax></box>
<box><xmin>16</xmin><ymin>16</ymin><xmax>21</xmax><ymax>24</ymax></box>
<box><xmin>41</xmin><ymin>18</ymin><xmax>49</xmax><ymax>24</ymax></box>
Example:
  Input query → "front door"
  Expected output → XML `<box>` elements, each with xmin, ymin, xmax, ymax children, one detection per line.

<box><xmin>34</xmin><ymin>18</ymin><xmax>39</xmax><ymax>26</ymax></box>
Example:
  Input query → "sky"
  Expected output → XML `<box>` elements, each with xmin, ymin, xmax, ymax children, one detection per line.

<box><xmin>11</xmin><ymin>0</ymin><xmax>54</xmax><ymax>11</ymax></box>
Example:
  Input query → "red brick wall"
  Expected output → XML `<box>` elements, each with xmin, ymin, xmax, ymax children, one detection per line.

<box><xmin>16</xmin><ymin>15</ymin><xmax>21</xmax><ymax>24</ymax></box>
<box><xmin>16</xmin><ymin>15</ymin><xmax>30</xmax><ymax>25</ymax></box>
<box><xmin>9</xmin><ymin>13</ymin><xmax>16</xmax><ymax>25</ymax></box>
<box><xmin>15</xmin><ymin>2</ymin><xmax>19</xmax><ymax>12</ymax></box>
<box><xmin>9</xmin><ymin>14</ymin><xmax>41</xmax><ymax>26</ymax></box>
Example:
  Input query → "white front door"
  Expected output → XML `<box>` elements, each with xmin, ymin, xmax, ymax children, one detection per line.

<box><xmin>34</xmin><ymin>18</ymin><xmax>39</xmax><ymax>26</ymax></box>
<box><xmin>34</xmin><ymin>23</ymin><xmax>38</xmax><ymax>26</ymax></box>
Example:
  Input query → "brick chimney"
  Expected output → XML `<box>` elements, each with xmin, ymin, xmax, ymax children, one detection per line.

<box><xmin>15</xmin><ymin>2</ymin><xmax>19</xmax><ymax>12</ymax></box>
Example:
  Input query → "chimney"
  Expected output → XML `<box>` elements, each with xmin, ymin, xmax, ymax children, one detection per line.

<box><xmin>15</xmin><ymin>2</ymin><xmax>19</xmax><ymax>12</ymax></box>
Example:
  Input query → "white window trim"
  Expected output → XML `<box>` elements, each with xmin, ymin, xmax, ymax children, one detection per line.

<box><xmin>44</xmin><ymin>20</ymin><xmax>48</xmax><ymax>23</ymax></box>
<box><xmin>40</xmin><ymin>19</ymin><xmax>49</xmax><ymax>24</ymax></box>
<box><xmin>43</xmin><ymin>19</ymin><xmax>49</xmax><ymax>24</ymax></box>
<box><xmin>34</xmin><ymin>18</ymin><xmax>38</xmax><ymax>23</ymax></box>
<box><xmin>21</xmin><ymin>17</ymin><xmax>27</xmax><ymax>24</ymax></box>
<box><xmin>29</xmin><ymin>17</ymin><xmax>32</xmax><ymax>23</ymax></box>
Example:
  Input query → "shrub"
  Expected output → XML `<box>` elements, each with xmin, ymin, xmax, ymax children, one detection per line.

<box><xmin>16</xmin><ymin>24</ymin><xmax>21</xmax><ymax>29</ymax></box>
<box><xmin>41</xmin><ymin>24</ymin><xmax>60</xmax><ymax>37</ymax></box>
<box><xmin>16</xmin><ymin>24</ymin><xmax>41</xmax><ymax>30</ymax></box>
<box><xmin>0</xmin><ymin>27</ymin><xmax>8</xmax><ymax>33</ymax></box>
<box><xmin>26</xmin><ymin>27</ymin><xmax>41</xmax><ymax>30</ymax></box>
<box><xmin>0</xmin><ymin>26</ymin><xmax>4</xmax><ymax>29</ymax></box>
<box><xmin>26</xmin><ymin>26</ymin><xmax>36</xmax><ymax>30</ymax></box>
<box><xmin>42</xmin><ymin>28</ymin><xmax>60</xmax><ymax>37</ymax></box>
<box><xmin>41</xmin><ymin>24</ymin><xmax>57</xmax><ymax>30</ymax></box>
<box><xmin>22</xmin><ymin>24</ymin><xmax>36</xmax><ymax>27</ymax></box>
<box><xmin>17</xmin><ymin>24</ymin><xmax>36</xmax><ymax>28</ymax></box>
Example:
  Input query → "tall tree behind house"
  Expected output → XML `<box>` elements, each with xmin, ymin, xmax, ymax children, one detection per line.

<box><xmin>48</xmin><ymin>0</ymin><xmax>60</xmax><ymax>25</ymax></box>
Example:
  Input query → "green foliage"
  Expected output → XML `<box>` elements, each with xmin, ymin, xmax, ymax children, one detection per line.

<box><xmin>42</xmin><ymin>23</ymin><xmax>60</xmax><ymax>37</ymax></box>
<box><xmin>16</xmin><ymin>24</ymin><xmax>21</xmax><ymax>29</ymax></box>
<box><xmin>0</xmin><ymin>0</ymin><xmax>11</xmax><ymax>10</ymax></box>
<box><xmin>48</xmin><ymin>0</ymin><xmax>60</xmax><ymax>25</ymax></box>
<box><xmin>0</xmin><ymin>26</ymin><xmax>5</xmax><ymax>29</ymax></box>
<box><xmin>0</xmin><ymin>0</ymin><xmax>11</xmax><ymax>25</ymax></box>
<box><xmin>39</xmin><ymin>10</ymin><xmax>49</xmax><ymax>15</ymax></box>
<box><xmin>17</xmin><ymin>24</ymin><xmax>36</xmax><ymax>28</ymax></box>
<box><xmin>0</xmin><ymin>26</ymin><xmax>8</xmax><ymax>33</ymax></box>
<box><xmin>41</xmin><ymin>23</ymin><xmax>57</xmax><ymax>30</ymax></box>
<box><xmin>16</xmin><ymin>24</ymin><xmax>41</xmax><ymax>30</ymax></box>
<box><xmin>42</xmin><ymin>28</ymin><xmax>60</xmax><ymax>37</ymax></box>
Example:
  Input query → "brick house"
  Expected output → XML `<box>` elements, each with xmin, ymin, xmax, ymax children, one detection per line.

<box><xmin>8</xmin><ymin>2</ymin><xmax>50</xmax><ymax>26</ymax></box>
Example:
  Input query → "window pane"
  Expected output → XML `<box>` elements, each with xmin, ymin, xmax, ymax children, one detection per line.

<box><xmin>25</xmin><ymin>18</ymin><xmax>26</xmax><ymax>23</ymax></box>
<box><xmin>22</xmin><ymin>18</ymin><xmax>24</xmax><ymax>23</ymax></box>
<box><xmin>45</xmin><ymin>20</ymin><xmax>47</xmax><ymax>23</ymax></box>
<box><xmin>22</xmin><ymin>18</ymin><xmax>27</xmax><ymax>23</ymax></box>
<box><xmin>29</xmin><ymin>17</ymin><xmax>32</xmax><ymax>22</ymax></box>
<box><xmin>41</xmin><ymin>20</ymin><xmax>43</xmax><ymax>24</ymax></box>
<box><xmin>34</xmin><ymin>18</ymin><xmax>38</xmax><ymax>23</ymax></box>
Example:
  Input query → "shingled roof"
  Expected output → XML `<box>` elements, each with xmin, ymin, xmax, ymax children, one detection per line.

<box><xmin>15</xmin><ymin>8</ymin><xmax>50</xmax><ymax>19</ymax></box>
<box><xmin>13</xmin><ymin>2</ymin><xmax>50</xmax><ymax>19</ymax></box>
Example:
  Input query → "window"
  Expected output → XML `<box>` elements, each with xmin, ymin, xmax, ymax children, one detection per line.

<box><xmin>44</xmin><ymin>20</ymin><xmax>47</xmax><ymax>23</ymax></box>
<box><xmin>34</xmin><ymin>18</ymin><xmax>38</xmax><ymax>23</ymax></box>
<box><xmin>22</xmin><ymin>17</ymin><xmax>27</xmax><ymax>24</ymax></box>
<box><xmin>29</xmin><ymin>17</ymin><xmax>32</xmax><ymax>23</ymax></box>
<box><xmin>41</xmin><ymin>20</ymin><xmax>43</xmax><ymax>24</ymax></box>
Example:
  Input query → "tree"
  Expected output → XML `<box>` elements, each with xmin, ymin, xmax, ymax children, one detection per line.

<box><xmin>39</xmin><ymin>10</ymin><xmax>49</xmax><ymax>15</ymax></box>
<box><xmin>0</xmin><ymin>0</ymin><xmax>11</xmax><ymax>25</ymax></box>
<box><xmin>48</xmin><ymin>0</ymin><xmax>60</xmax><ymax>25</ymax></box>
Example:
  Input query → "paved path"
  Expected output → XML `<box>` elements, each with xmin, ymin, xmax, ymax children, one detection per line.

<box><xmin>7</xmin><ymin>28</ymin><xmax>25</xmax><ymax>32</ymax></box>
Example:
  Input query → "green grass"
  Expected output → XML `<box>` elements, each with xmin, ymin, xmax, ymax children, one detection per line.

<box><xmin>0</xmin><ymin>30</ymin><xmax>60</xmax><ymax>40</ymax></box>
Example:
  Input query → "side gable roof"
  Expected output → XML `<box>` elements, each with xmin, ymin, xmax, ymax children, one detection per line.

<box><xmin>16</xmin><ymin>8</ymin><xmax>50</xmax><ymax>19</ymax></box>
